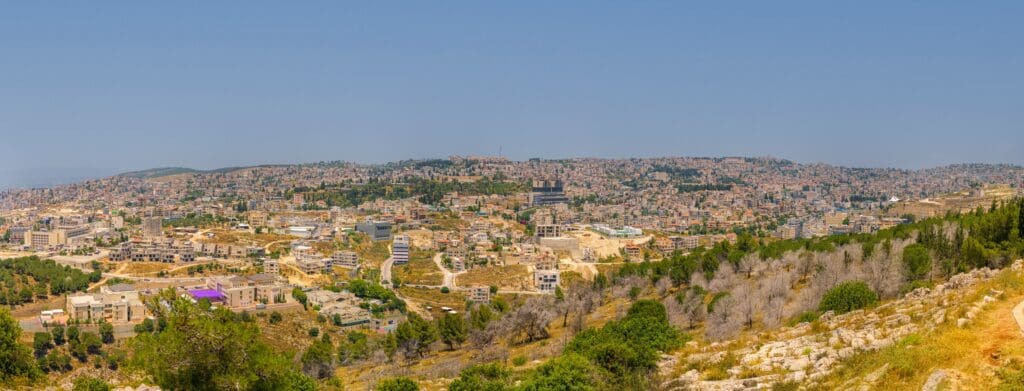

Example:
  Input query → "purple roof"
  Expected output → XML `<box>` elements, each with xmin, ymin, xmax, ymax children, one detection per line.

<box><xmin>188</xmin><ymin>289</ymin><xmax>225</xmax><ymax>301</ymax></box>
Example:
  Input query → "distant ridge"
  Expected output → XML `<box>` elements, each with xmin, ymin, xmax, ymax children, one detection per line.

<box><xmin>116</xmin><ymin>167</ymin><xmax>199</xmax><ymax>179</ymax></box>
<box><xmin>116</xmin><ymin>165</ymin><xmax>286</xmax><ymax>179</ymax></box>
<box><xmin>104</xmin><ymin>159</ymin><xmax>1024</xmax><ymax>182</ymax></box>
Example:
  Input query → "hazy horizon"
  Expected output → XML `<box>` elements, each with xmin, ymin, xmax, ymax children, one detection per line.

<box><xmin>2</xmin><ymin>154</ymin><xmax>1021</xmax><ymax>191</ymax></box>
<box><xmin>2</xmin><ymin>2</ymin><xmax>1023</xmax><ymax>188</ymax></box>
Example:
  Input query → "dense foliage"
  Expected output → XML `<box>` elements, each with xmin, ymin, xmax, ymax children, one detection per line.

<box><xmin>0</xmin><ymin>256</ymin><xmax>95</xmax><ymax>306</ymax></box>
<box><xmin>0</xmin><ymin>308</ymin><xmax>39</xmax><ymax>383</ymax></box>
<box><xmin>619</xmin><ymin>199</ymin><xmax>1024</xmax><ymax>287</ymax></box>
<box><xmin>818</xmin><ymin>281</ymin><xmax>878</xmax><ymax>314</ymax></box>
<box><xmin>563</xmin><ymin>300</ymin><xmax>684</xmax><ymax>386</ymax></box>
<box><xmin>131</xmin><ymin>293</ymin><xmax>315</xmax><ymax>390</ymax></box>
<box><xmin>377</xmin><ymin>377</ymin><xmax>419</xmax><ymax>391</ymax></box>
<box><xmin>344</xmin><ymin>279</ymin><xmax>406</xmax><ymax>314</ymax></box>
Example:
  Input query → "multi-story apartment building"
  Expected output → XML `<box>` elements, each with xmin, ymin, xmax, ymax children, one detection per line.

<box><xmin>190</xmin><ymin>274</ymin><xmax>285</xmax><ymax>308</ymax></box>
<box><xmin>263</xmin><ymin>258</ymin><xmax>280</xmax><ymax>274</ymax></box>
<box><xmin>467</xmin><ymin>285</ymin><xmax>491</xmax><ymax>303</ymax></box>
<box><xmin>330</xmin><ymin>250</ymin><xmax>359</xmax><ymax>268</ymax></box>
<box><xmin>66</xmin><ymin>285</ymin><xmax>146</xmax><ymax>323</ymax></box>
<box><xmin>535</xmin><ymin>224</ymin><xmax>562</xmax><ymax>238</ymax></box>
<box><xmin>356</xmin><ymin>220</ymin><xmax>392</xmax><ymax>241</ymax></box>
<box><xmin>142</xmin><ymin>216</ymin><xmax>162</xmax><ymax>238</ymax></box>
<box><xmin>392</xmin><ymin>235</ymin><xmax>410</xmax><ymax>265</ymax></box>
<box><xmin>534</xmin><ymin>269</ymin><xmax>560</xmax><ymax>293</ymax></box>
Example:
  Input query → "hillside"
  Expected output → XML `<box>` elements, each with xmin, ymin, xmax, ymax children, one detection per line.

<box><xmin>116</xmin><ymin>167</ymin><xmax>199</xmax><ymax>179</ymax></box>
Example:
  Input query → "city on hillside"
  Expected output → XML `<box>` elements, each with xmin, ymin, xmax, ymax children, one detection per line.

<box><xmin>1</xmin><ymin>157</ymin><xmax>1023</xmax><ymax>389</ymax></box>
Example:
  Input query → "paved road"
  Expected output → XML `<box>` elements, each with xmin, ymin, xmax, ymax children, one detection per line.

<box><xmin>432</xmin><ymin>252</ymin><xmax>458</xmax><ymax>290</ymax></box>
<box><xmin>380</xmin><ymin>257</ymin><xmax>394</xmax><ymax>285</ymax></box>
<box><xmin>1013</xmin><ymin>298</ymin><xmax>1024</xmax><ymax>336</ymax></box>
<box><xmin>20</xmin><ymin>320</ymin><xmax>137</xmax><ymax>339</ymax></box>
<box><xmin>102</xmin><ymin>273</ymin><xmax>206</xmax><ymax>284</ymax></box>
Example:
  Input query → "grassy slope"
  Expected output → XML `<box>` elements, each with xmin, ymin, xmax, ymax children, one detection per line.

<box><xmin>818</xmin><ymin>269</ymin><xmax>1024</xmax><ymax>390</ymax></box>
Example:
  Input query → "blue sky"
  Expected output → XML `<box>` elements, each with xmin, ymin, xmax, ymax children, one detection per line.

<box><xmin>1</xmin><ymin>2</ymin><xmax>1022</xmax><ymax>188</ymax></box>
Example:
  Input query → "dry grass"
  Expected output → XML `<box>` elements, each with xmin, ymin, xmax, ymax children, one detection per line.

<box><xmin>11</xmin><ymin>295</ymin><xmax>65</xmax><ymax>318</ymax></box>
<box><xmin>398</xmin><ymin>286</ymin><xmax>466</xmax><ymax>310</ymax></box>
<box><xmin>394</xmin><ymin>250</ymin><xmax>443</xmax><ymax>286</ymax></box>
<box><xmin>819</xmin><ymin>269</ymin><xmax>1024</xmax><ymax>390</ymax></box>
<box><xmin>354</xmin><ymin>239</ymin><xmax>391</xmax><ymax>270</ymax></box>
<box><xmin>456</xmin><ymin>265</ymin><xmax>530</xmax><ymax>289</ymax></box>
<box><xmin>118</xmin><ymin>262</ymin><xmax>175</xmax><ymax>275</ymax></box>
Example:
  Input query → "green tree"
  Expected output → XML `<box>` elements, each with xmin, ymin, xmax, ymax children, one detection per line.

<box><xmin>301</xmin><ymin>333</ymin><xmax>335</xmax><ymax>380</ymax></box>
<box><xmin>0</xmin><ymin>307</ymin><xmax>39</xmax><ymax>381</ymax></box>
<box><xmin>131</xmin><ymin>293</ymin><xmax>314</xmax><ymax>390</ymax></box>
<box><xmin>819</xmin><ymin>281</ymin><xmax>878</xmax><ymax>314</ymax></box>
<box><xmin>41</xmin><ymin>350</ymin><xmax>71</xmax><ymax>373</ymax></box>
<box><xmin>902</xmin><ymin>244</ymin><xmax>932</xmax><ymax>281</ymax></box>
<box><xmin>381</xmin><ymin>332</ymin><xmax>398</xmax><ymax>362</ymax></box>
<box><xmin>32</xmin><ymin>332</ymin><xmax>53</xmax><ymax>358</ymax></box>
<box><xmin>395</xmin><ymin>312</ymin><xmax>436</xmax><ymax>358</ymax></box>
<box><xmin>99</xmin><ymin>322</ymin><xmax>115</xmax><ymax>344</ymax></box>
<box><xmin>519</xmin><ymin>353</ymin><xmax>602</xmax><ymax>391</ymax></box>
<box><xmin>449</xmin><ymin>363</ymin><xmax>511</xmax><ymax>391</ymax></box>
<box><xmin>80</xmin><ymin>332</ymin><xmax>102</xmax><ymax>355</ymax></box>
<box><xmin>437</xmin><ymin>312</ymin><xmax>468</xmax><ymax>350</ymax></box>
<box><xmin>470</xmin><ymin>304</ymin><xmax>494</xmax><ymax>330</ymax></box>
<box><xmin>51</xmin><ymin>325</ymin><xmax>65</xmax><ymax>346</ymax></box>
<box><xmin>133</xmin><ymin>318</ymin><xmax>155</xmax><ymax>334</ymax></box>
<box><xmin>292</xmin><ymin>288</ymin><xmax>308</xmax><ymax>309</ymax></box>
<box><xmin>269</xmin><ymin>311</ymin><xmax>283</xmax><ymax>324</ymax></box>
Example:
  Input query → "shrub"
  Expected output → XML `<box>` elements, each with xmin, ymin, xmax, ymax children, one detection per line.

<box><xmin>789</xmin><ymin>311</ymin><xmax>820</xmax><ymax>326</ymax></box>
<box><xmin>73</xmin><ymin>376</ymin><xmax>111</xmax><ymax>391</ymax></box>
<box><xmin>450</xmin><ymin>363</ymin><xmax>512</xmax><ymax>391</ymax></box>
<box><xmin>819</xmin><ymin>281</ymin><xmax>878</xmax><ymax>314</ymax></box>
<box><xmin>377</xmin><ymin>377</ymin><xmax>419</xmax><ymax>391</ymax></box>
<box><xmin>511</xmin><ymin>355</ymin><xmax>527</xmax><ymax>366</ymax></box>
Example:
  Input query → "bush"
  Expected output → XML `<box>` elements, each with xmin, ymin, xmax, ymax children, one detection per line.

<box><xmin>789</xmin><ymin>311</ymin><xmax>820</xmax><ymax>326</ymax></box>
<box><xmin>449</xmin><ymin>363</ymin><xmax>512</xmax><ymax>391</ymax></box>
<box><xmin>819</xmin><ymin>281</ymin><xmax>878</xmax><ymax>314</ymax></box>
<box><xmin>269</xmin><ymin>311</ymin><xmax>283</xmax><ymax>324</ymax></box>
<box><xmin>511</xmin><ymin>355</ymin><xmax>527</xmax><ymax>366</ymax></box>
<box><xmin>564</xmin><ymin>300</ymin><xmax>681</xmax><ymax>383</ymax></box>
<box><xmin>377</xmin><ymin>377</ymin><xmax>419</xmax><ymax>391</ymax></box>
<box><xmin>440</xmin><ymin>286</ymin><xmax>450</xmax><ymax>294</ymax></box>
<box><xmin>73</xmin><ymin>376</ymin><xmax>111</xmax><ymax>391</ymax></box>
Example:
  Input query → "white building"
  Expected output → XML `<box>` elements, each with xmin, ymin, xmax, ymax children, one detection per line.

<box><xmin>392</xmin><ymin>235</ymin><xmax>410</xmax><ymax>265</ymax></box>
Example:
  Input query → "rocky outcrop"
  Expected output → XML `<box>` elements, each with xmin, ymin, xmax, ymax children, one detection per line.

<box><xmin>661</xmin><ymin>263</ymin><xmax>1018</xmax><ymax>390</ymax></box>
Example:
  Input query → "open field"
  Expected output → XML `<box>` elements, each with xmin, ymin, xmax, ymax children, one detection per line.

<box><xmin>397</xmin><ymin>286</ymin><xmax>467</xmax><ymax>310</ymax></box>
<box><xmin>394</xmin><ymin>250</ymin><xmax>443</xmax><ymax>285</ymax></box>
<box><xmin>353</xmin><ymin>238</ymin><xmax>391</xmax><ymax>270</ymax></box>
<box><xmin>117</xmin><ymin>262</ymin><xmax>176</xmax><ymax>275</ymax></box>
<box><xmin>456</xmin><ymin>264</ymin><xmax>530</xmax><ymax>290</ymax></box>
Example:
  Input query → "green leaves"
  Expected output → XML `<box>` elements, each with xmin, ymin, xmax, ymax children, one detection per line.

<box><xmin>902</xmin><ymin>244</ymin><xmax>932</xmax><ymax>281</ymax></box>
<box><xmin>0</xmin><ymin>307</ymin><xmax>39</xmax><ymax>382</ymax></box>
<box><xmin>819</xmin><ymin>280</ymin><xmax>878</xmax><ymax>314</ymax></box>
<box><xmin>563</xmin><ymin>300</ymin><xmax>681</xmax><ymax>386</ymax></box>
<box><xmin>437</xmin><ymin>312</ymin><xmax>468</xmax><ymax>350</ymax></box>
<box><xmin>130</xmin><ymin>295</ymin><xmax>313</xmax><ymax>390</ymax></box>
